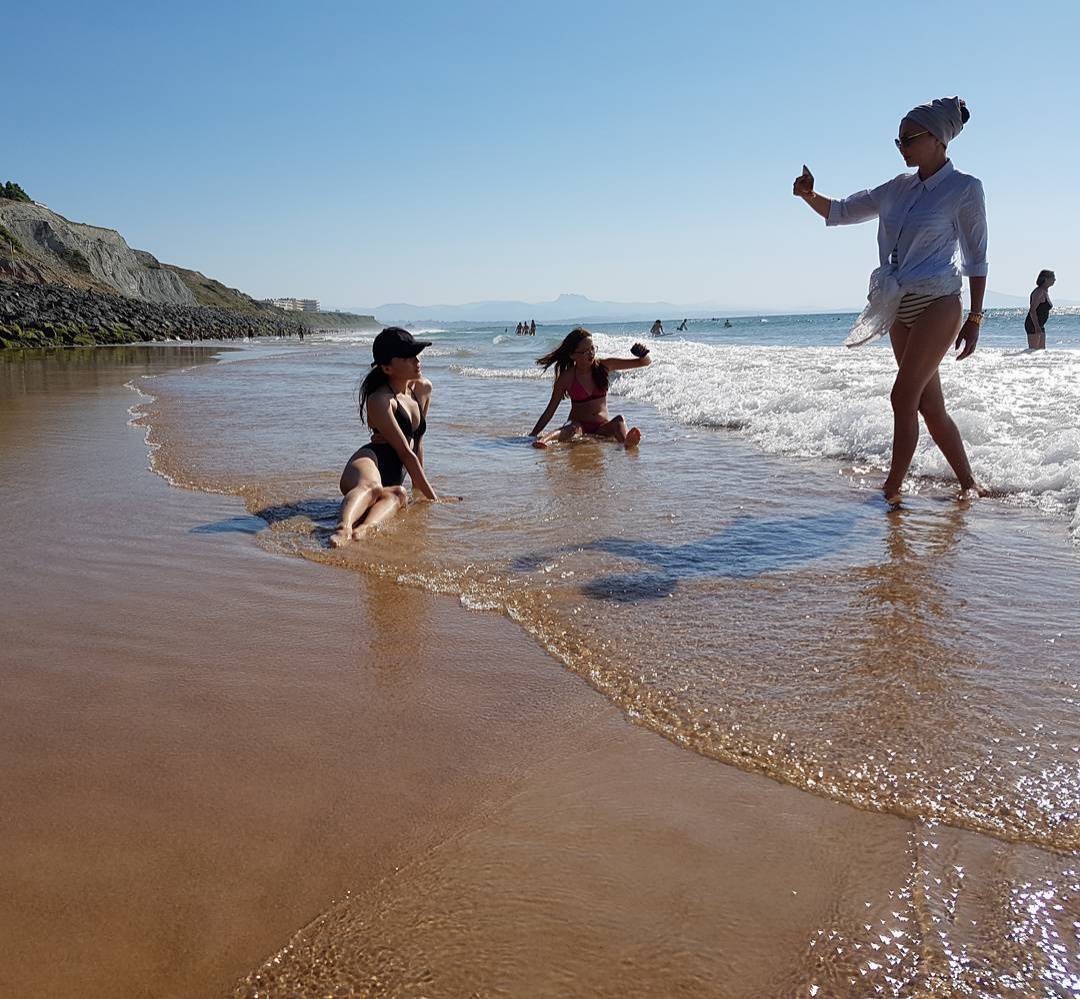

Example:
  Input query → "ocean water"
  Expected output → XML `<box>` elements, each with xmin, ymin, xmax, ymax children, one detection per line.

<box><xmin>131</xmin><ymin>311</ymin><xmax>1080</xmax><ymax>863</ymax></box>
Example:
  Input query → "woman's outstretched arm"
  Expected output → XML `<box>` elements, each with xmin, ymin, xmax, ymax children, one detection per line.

<box><xmin>367</xmin><ymin>393</ymin><xmax>439</xmax><ymax>499</ymax></box>
<box><xmin>601</xmin><ymin>345</ymin><xmax>652</xmax><ymax>371</ymax></box>
<box><xmin>529</xmin><ymin>373</ymin><xmax>570</xmax><ymax>437</ymax></box>
<box><xmin>412</xmin><ymin>379</ymin><xmax>431</xmax><ymax>467</ymax></box>
<box><xmin>793</xmin><ymin>165</ymin><xmax>832</xmax><ymax>220</ymax></box>
<box><xmin>796</xmin><ymin>165</ymin><xmax>885</xmax><ymax>226</ymax></box>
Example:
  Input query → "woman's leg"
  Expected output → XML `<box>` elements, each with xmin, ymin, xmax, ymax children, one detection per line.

<box><xmin>533</xmin><ymin>422</ymin><xmax>582</xmax><ymax>449</ymax></box>
<box><xmin>353</xmin><ymin>486</ymin><xmax>408</xmax><ymax>538</ymax></box>
<box><xmin>591</xmin><ymin>415</ymin><xmax>642</xmax><ymax>448</ymax></box>
<box><xmin>330</xmin><ymin>458</ymin><xmax>381</xmax><ymax>547</ymax></box>
<box><xmin>915</xmin><ymin>372</ymin><xmax>976</xmax><ymax>490</ymax></box>
<box><xmin>884</xmin><ymin>297</ymin><xmax>963</xmax><ymax>499</ymax></box>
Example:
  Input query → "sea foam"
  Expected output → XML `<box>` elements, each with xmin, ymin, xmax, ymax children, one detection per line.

<box><xmin>458</xmin><ymin>334</ymin><xmax>1080</xmax><ymax>540</ymax></box>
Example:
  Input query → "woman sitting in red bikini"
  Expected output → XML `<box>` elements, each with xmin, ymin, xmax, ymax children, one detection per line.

<box><xmin>528</xmin><ymin>327</ymin><xmax>651</xmax><ymax>449</ymax></box>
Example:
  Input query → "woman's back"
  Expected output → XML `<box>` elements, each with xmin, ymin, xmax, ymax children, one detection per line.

<box><xmin>1026</xmin><ymin>291</ymin><xmax>1052</xmax><ymax>335</ymax></box>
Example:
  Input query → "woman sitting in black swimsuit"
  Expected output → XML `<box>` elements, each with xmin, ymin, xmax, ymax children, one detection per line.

<box><xmin>329</xmin><ymin>327</ymin><xmax>440</xmax><ymax>547</ymax></box>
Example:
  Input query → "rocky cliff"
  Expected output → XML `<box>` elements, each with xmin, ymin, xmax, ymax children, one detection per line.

<box><xmin>0</xmin><ymin>200</ymin><xmax>198</xmax><ymax>305</ymax></box>
<box><xmin>0</xmin><ymin>192</ymin><xmax>379</xmax><ymax>348</ymax></box>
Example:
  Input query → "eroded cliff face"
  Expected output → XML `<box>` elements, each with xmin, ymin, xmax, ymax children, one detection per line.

<box><xmin>0</xmin><ymin>201</ymin><xmax>197</xmax><ymax>305</ymax></box>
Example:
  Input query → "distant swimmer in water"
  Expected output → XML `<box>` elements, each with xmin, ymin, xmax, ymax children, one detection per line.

<box><xmin>650</xmin><ymin>319</ymin><xmax>665</xmax><ymax>336</ymax></box>
<box><xmin>329</xmin><ymin>328</ymin><xmax>444</xmax><ymax>547</ymax></box>
<box><xmin>529</xmin><ymin>327</ymin><xmax>651</xmax><ymax>449</ymax></box>
<box><xmin>529</xmin><ymin>318</ymin><xmax>536</xmax><ymax>336</ymax></box>
<box><xmin>1026</xmin><ymin>269</ymin><xmax>1055</xmax><ymax>350</ymax></box>
<box><xmin>795</xmin><ymin>95</ymin><xmax>988</xmax><ymax>506</ymax></box>
<box><xmin>676</xmin><ymin>318</ymin><xmax>688</xmax><ymax>331</ymax></box>
<box><xmin>723</xmin><ymin>319</ymin><xmax>733</xmax><ymax>328</ymax></box>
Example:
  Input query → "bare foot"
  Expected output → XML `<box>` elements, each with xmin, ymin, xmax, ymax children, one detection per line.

<box><xmin>882</xmin><ymin>482</ymin><xmax>903</xmax><ymax>506</ymax></box>
<box><xmin>351</xmin><ymin>525</ymin><xmax>372</xmax><ymax>541</ymax></box>
<box><xmin>532</xmin><ymin>439</ymin><xmax>550</xmax><ymax>449</ymax></box>
<box><xmin>957</xmin><ymin>485</ymin><xmax>984</xmax><ymax>503</ymax></box>
<box><xmin>624</xmin><ymin>427</ymin><xmax>642</xmax><ymax>448</ymax></box>
<box><xmin>328</xmin><ymin>527</ymin><xmax>353</xmax><ymax>548</ymax></box>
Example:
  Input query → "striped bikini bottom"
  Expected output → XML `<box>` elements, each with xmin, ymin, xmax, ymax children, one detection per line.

<box><xmin>895</xmin><ymin>292</ymin><xmax>957</xmax><ymax>328</ymax></box>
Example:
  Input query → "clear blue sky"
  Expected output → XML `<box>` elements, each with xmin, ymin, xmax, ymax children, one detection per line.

<box><xmin>8</xmin><ymin>1</ymin><xmax>1078</xmax><ymax>310</ymax></box>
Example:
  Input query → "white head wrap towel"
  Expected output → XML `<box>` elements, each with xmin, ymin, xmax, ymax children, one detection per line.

<box><xmin>905</xmin><ymin>96</ymin><xmax>966</xmax><ymax>145</ymax></box>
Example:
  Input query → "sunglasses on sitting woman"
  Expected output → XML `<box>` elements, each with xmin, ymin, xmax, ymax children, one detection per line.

<box><xmin>895</xmin><ymin>131</ymin><xmax>930</xmax><ymax>149</ymax></box>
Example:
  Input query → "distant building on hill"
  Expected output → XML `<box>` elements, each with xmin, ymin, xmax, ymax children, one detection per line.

<box><xmin>263</xmin><ymin>297</ymin><xmax>319</xmax><ymax>312</ymax></box>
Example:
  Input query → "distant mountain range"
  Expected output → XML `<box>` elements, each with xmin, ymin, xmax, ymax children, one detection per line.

<box><xmin>343</xmin><ymin>294</ymin><xmax>722</xmax><ymax>325</ymax></box>
<box><xmin>980</xmin><ymin>289</ymin><xmax>1078</xmax><ymax>308</ymax></box>
<box><xmin>343</xmin><ymin>290</ymin><xmax>1075</xmax><ymax>324</ymax></box>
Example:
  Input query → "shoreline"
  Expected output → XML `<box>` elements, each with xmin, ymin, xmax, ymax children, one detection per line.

<box><xmin>2</xmin><ymin>345</ymin><xmax>1077</xmax><ymax>997</ymax></box>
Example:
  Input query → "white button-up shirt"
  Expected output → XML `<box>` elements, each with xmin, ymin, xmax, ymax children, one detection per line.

<box><xmin>827</xmin><ymin>160</ymin><xmax>988</xmax><ymax>286</ymax></box>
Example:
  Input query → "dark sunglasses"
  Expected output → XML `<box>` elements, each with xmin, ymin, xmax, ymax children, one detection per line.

<box><xmin>895</xmin><ymin>131</ymin><xmax>929</xmax><ymax>149</ymax></box>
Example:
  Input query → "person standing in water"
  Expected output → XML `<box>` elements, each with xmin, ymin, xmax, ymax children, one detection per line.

<box><xmin>329</xmin><ymin>328</ymin><xmax>441</xmax><ymax>547</ymax></box>
<box><xmin>650</xmin><ymin>319</ymin><xmax>665</xmax><ymax>336</ymax></box>
<box><xmin>529</xmin><ymin>318</ymin><xmax>536</xmax><ymax>336</ymax></box>
<box><xmin>794</xmin><ymin>96</ymin><xmax>988</xmax><ymax>505</ymax></box>
<box><xmin>529</xmin><ymin>327</ymin><xmax>651</xmax><ymax>448</ymax></box>
<box><xmin>676</xmin><ymin>318</ymin><xmax>688</xmax><ymax>331</ymax></box>
<box><xmin>1026</xmin><ymin>270</ymin><xmax>1055</xmax><ymax>350</ymax></box>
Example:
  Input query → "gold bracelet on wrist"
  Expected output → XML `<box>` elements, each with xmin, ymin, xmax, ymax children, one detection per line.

<box><xmin>967</xmin><ymin>312</ymin><xmax>984</xmax><ymax>327</ymax></box>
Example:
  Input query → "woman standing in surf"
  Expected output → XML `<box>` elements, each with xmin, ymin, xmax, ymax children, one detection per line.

<box><xmin>529</xmin><ymin>327</ymin><xmax>651</xmax><ymax>448</ymax></box>
<box><xmin>794</xmin><ymin>96</ymin><xmax>988</xmax><ymax>505</ymax></box>
<box><xmin>1026</xmin><ymin>269</ymin><xmax>1055</xmax><ymax>351</ymax></box>
<box><xmin>329</xmin><ymin>327</ymin><xmax>442</xmax><ymax>547</ymax></box>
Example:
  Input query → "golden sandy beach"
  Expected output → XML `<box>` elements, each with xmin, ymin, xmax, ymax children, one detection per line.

<box><xmin>1</xmin><ymin>345</ymin><xmax>1076</xmax><ymax>998</ymax></box>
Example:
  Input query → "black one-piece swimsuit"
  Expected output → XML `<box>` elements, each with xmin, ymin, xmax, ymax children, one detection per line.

<box><xmin>364</xmin><ymin>395</ymin><xmax>427</xmax><ymax>487</ymax></box>
<box><xmin>1025</xmin><ymin>298</ymin><xmax>1052</xmax><ymax>338</ymax></box>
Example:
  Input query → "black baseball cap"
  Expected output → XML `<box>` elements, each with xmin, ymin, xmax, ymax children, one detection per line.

<box><xmin>372</xmin><ymin>327</ymin><xmax>432</xmax><ymax>365</ymax></box>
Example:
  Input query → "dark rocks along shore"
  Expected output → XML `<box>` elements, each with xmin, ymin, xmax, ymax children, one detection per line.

<box><xmin>0</xmin><ymin>280</ymin><xmax>304</xmax><ymax>349</ymax></box>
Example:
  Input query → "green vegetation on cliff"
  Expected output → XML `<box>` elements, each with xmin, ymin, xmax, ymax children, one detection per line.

<box><xmin>159</xmin><ymin>262</ymin><xmax>268</xmax><ymax>313</ymax></box>
<box><xmin>0</xmin><ymin>222</ymin><xmax>24</xmax><ymax>255</ymax></box>
<box><xmin>292</xmin><ymin>309</ymin><xmax>380</xmax><ymax>330</ymax></box>
<box><xmin>1</xmin><ymin>181</ymin><xmax>31</xmax><ymax>203</ymax></box>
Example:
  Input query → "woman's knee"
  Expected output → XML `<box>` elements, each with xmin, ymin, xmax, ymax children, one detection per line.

<box><xmin>918</xmin><ymin>396</ymin><xmax>948</xmax><ymax>426</ymax></box>
<box><xmin>342</xmin><ymin>481</ymin><xmax>374</xmax><ymax>501</ymax></box>
<box><xmin>379</xmin><ymin>485</ymin><xmax>408</xmax><ymax>507</ymax></box>
<box><xmin>889</xmin><ymin>384</ymin><xmax>920</xmax><ymax>415</ymax></box>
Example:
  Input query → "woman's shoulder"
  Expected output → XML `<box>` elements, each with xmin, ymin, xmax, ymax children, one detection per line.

<box><xmin>948</xmin><ymin>166</ymin><xmax>984</xmax><ymax>192</ymax></box>
<box><xmin>876</xmin><ymin>171</ymin><xmax>916</xmax><ymax>192</ymax></box>
<box><xmin>367</xmin><ymin>383</ymin><xmax>394</xmax><ymax>404</ymax></box>
<box><xmin>949</xmin><ymin>163</ymin><xmax>980</xmax><ymax>180</ymax></box>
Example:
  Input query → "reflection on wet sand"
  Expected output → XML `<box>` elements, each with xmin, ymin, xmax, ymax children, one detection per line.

<box><xmin>138</xmin><ymin>347</ymin><xmax>1080</xmax><ymax>851</ymax></box>
<box><xmin>116</xmin><ymin>338</ymin><xmax>1080</xmax><ymax>994</ymax></box>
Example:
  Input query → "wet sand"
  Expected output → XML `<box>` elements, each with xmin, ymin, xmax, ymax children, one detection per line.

<box><xmin>1</xmin><ymin>347</ymin><xmax>1075</xmax><ymax>998</ymax></box>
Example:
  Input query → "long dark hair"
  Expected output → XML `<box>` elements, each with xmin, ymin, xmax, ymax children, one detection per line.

<box><xmin>358</xmin><ymin>364</ymin><xmax>389</xmax><ymax>424</ymax></box>
<box><xmin>535</xmin><ymin>326</ymin><xmax>609</xmax><ymax>392</ymax></box>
